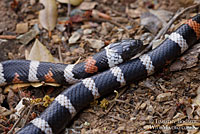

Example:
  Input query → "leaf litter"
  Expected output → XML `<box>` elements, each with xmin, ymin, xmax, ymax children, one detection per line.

<box><xmin>0</xmin><ymin>0</ymin><xmax>199</xmax><ymax>133</ymax></box>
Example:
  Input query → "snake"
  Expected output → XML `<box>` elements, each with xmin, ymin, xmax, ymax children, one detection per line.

<box><xmin>11</xmin><ymin>14</ymin><xmax>200</xmax><ymax>133</ymax></box>
<box><xmin>0</xmin><ymin>39</ymin><xmax>143</xmax><ymax>86</ymax></box>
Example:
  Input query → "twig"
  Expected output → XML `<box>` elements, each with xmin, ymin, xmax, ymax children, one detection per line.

<box><xmin>21</xmin><ymin>104</ymin><xmax>34</xmax><ymax>128</ymax></box>
<box><xmin>67</xmin><ymin>0</ymin><xmax>71</xmax><ymax>18</ymax></box>
<box><xmin>7</xmin><ymin>106</ymin><xmax>29</xmax><ymax>134</ymax></box>
<box><xmin>114</xmin><ymin>99</ymin><xmax>134</xmax><ymax>107</ymax></box>
<box><xmin>0</xmin><ymin>35</ymin><xmax>16</xmax><ymax>39</ymax></box>
<box><xmin>0</xmin><ymin>124</ymin><xmax>7</xmax><ymax>130</ymax></box>
<box><xmin>67</xmin><ymin>0</ymin><xmax>71</xmax><ymax>34</ymax></box>
<box><xmin>57</xmin><ymin>45</ymin><xmax>63</xmax><ymax>63</ymax></box>
<box><xmin>134</xmin><ymin>3</ymin><xmax>200</xmax><ymax>58</ymax></box>
<box><xmin>104</xmin><ymin>87</ymin><xmax>128</xmax><ymax>114</ymax></box>
<box><xmin>83</xmin><ymin>18</ymin><xmax>130</xmax><ymax>33</ymax></box>
<box><xmin>1</xmin><ymin>109</ymin><xmax>16</xmax><ymax>117</ymax></box>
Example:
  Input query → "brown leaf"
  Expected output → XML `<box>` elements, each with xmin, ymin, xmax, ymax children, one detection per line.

<box><xmin>16</xmin><ymin>23</ymin><xmax>29</xmax><ymax>34</ymax></box>
<box><xmin>26</xmin><ymin>39</ymin><xmax>55</xmax><ymax>62</ymax></box>
<box><xmin>39</xmin><ymin>0</ymin><xmax>57</xmax><ymax>31</ymax></box>
<box><xmin>78</xmin><ymin>1</ymin><xmax>97</xmax><ymax>10</ymax></box>
<box><xmin>140</xmin><ymin>12</ymin><xmax>162</xmax><ymax>35</ymax></box>
<box><xmin>57</xmin><ymin>0</ymin><xmax>83</xmax><ymax>6</ymax></box>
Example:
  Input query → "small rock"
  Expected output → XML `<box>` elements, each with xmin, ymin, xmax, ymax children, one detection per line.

<box><xmin>149</xmin><ymin>9</ymin><xmax>173</xmax><ymax>24</ymax></box>
<box><xmin>126</xmin><ymin>25</ymin><xmax>132</xmax><ymax>30</ymax></box>
<box><xmin>16</xmin><ymin>23</ymin><xmax>29</xmax><ymax>34</ymax></box>
<box><xmin>57</xmin><ymin>24</ymin><xmax>66</xmax><ymax>32</ymax></box>
<box><xmin>146</xmin><ymin>115</ymin><xmax>153</xmax><ymax>121</ymax></box>
<box><xmin>126</xmin><ymin>8</ymin><xmax>141</xmax><ymax>18</ymax></box>
<box><xmin>118</xmin><ymin>28</ymin><xmax>124</xmax><ymax>32</ymax></box>
<box><xmin>17</xmin><ymin>24</ymin><xmax>40</xmax><ymax>45</ymax></box>
<box><xmin>30</xmin><ymin>0</ymin><xmax>36</xmax><ymax>5</ymax></box>
<box><xmin>138</xmin><ymin>131</ymin><xmax>153</xmax><ymax>134</ymax></box>
<box><xmin>147</xmin><ymin>105</ymin><xmax>155</xmax><ymax>114</ymax></box>
<box><xmin>140</xmin><ymin>102</ymin><xmax>147</xmax><ymax>110</ymax></box>
<box><xmin>52</xmin><ymin>35</ymin><xmax>61</xmax><ymax>43</ymax></box>
<box><xmin>143</xmin><ymin>125</ymin><xmax>152</xmax><ymax>130</ymax></box>
<box><xmin>150</xmin><ymin>96</ymin><xmax>155</xmax><ymax>101</ymax></box>
<box><xmin>156</xmin><ymin>92</ymin><xmax>174</xmax><ymax>102</ymax></box>
<box><xmin>86</xmin><ymin>39</ymin><xmax>104</xmax><ymax>51</ymax></box>
<box><xmin>162</xmin><ymin>129</ymin><xmax>172</xmax><ymax>134</ymax></box>
<box><xmin>83</xmin><ymin>29</ymin><xmax>93</xmax><ymax>35</ymax></box>
<box><xmin>70</xmin><ymin>9</ymin><xmax>84</xmax><ymax>16</ymax></box>
<box><xmin>130</xmin><ymin>116</ymin><xmax>136</xmax><ymax>121</ymax></box>
<box><xmin>69</xmin><ymin>31</ymin><xmax>82</xmax><ymax>44</ymax></box>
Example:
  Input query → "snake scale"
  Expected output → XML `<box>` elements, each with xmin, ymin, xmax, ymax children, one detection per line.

<box><xmin>2</xmin><ymin>14</ymin><xmax>200</xmax><ymax>134</ymax></box>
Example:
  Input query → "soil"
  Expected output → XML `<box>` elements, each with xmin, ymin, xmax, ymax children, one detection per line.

<box><xmin>0</xmin><ymin>0</ymin><xmax>200</xmax><ymax>134</ymax></box>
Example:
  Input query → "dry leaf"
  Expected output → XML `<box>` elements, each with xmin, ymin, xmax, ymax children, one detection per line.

<box><xmin>4</xmin><ymin>84</ymin><xmax>31</xmax><ymax>93</ymax></box>
<box><xmin>4</xmin><ymin>83</ymin><xmax>60</xmax><ymax>93</ymax></box>
<box><xmin>39</xmin><ymin>0</ymin><xmax>57</xmax><ymax>31</ymax></box>
<box><xmin>31</xmin><ymin>82</ymin><xmax>60</xmax><ymax>87</ymax></box>
<box><xmin>85</xmin><ymin>38</ymin><xmax>104</xmax><ymax>51</ymax></box>
<box><xmin>78</xmin><ymin>1</ymin><xmax>98</xmax><ymax>10</ymax></box>
<box><xmin>27</xmin><ymin>39</ymin><xmax>55</xmax><ymax>62</ymax></box>
<box><xmin>57</xmin><ymin>0</ymin><xmax>83</xmax><ymax>6</ymax></box>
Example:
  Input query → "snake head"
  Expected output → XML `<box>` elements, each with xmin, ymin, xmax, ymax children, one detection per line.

<box><xmin>107</xmin><ymin>39</ymin><xmax>143</xmax><ymax>60</ymax></box>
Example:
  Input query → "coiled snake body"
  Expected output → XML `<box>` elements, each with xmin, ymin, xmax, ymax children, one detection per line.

<box><xmin>4</xmin><ymin>14</ymin><xmax>200</xmax><ymax>134</ymax></box>
<box><xmin>0</xmin><ymin>39</ymin><xmax>143</xmax><ymax>86</ymax></box>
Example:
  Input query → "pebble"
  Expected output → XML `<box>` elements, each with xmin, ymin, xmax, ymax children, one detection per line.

<box><xmin>83</xmin><ymin>29</ymin><xmax>93</xmax><ymax>35</ymax></box>
<box><xmin>86</xmin><ymin>38</ymin><xmax>104</xmax><ymax>51</ymax></box>
<box><xmin>52</xmin><ymin>35</ymin><xmax>61</xmax><ymax>43</ymax></box>
<box><xmin>69</xmin><ymin>31</ymin><xmax>82</xmax><ymax>44</ymax></box>
<box><xmin>156</xmin><ymin>92</ymin><xmax>174</xmax><ymax>102</ymax></box>
<box><xmin>57</xmin><ymin>24</ymin><xmax>66</xmax><ymax>32</ymax></box>
<box><xmin>140</xmin><ymin>102</ymin><xmax>147</xmax><ymax>110</ymax></box>
<box><xmin>147</xmin><ymin>105</ymin><xmax>155</xmax><ymax>114</ymax></box>
<box><xmin>16</xmin><ymin>23</ymin><xmax>29</xmax><ymax>34</ymax></box>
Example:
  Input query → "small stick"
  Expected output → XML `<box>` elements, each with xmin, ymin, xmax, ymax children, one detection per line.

<box><xmin>0</xmin><ymin>124</ymin><xmax>7</xmax><ymax>131</ymax></box>
<box><xmin>0</xmin><ymin>35</ymin><xmax>16</xmax><ymax>40</ymax></box>
<box><xmin>67</xmin><ymin>0</ymin><xmax>71</xmax><ymax>34</ymax></box>
<box><xmin>104</xmin><ymin>87</ymin><xmax>128</xmax><ymax>114</ymax></box>
<box><xmin>58</xmin><ymin>45</ymin><xmax>63</xmax><ymax>63</ymax></box>
<box><xmin>134</xmin><ymin>3</ymin><xmax>200</xmax><ymax>58</ymax></box>
<box><xmin>21</xmin><ymin>104</ymin><xmax>34</xmax><ymax>128</ymax></box>
<box><xmin>67</xmin><ymin>0</ymin><xmax>71</xmax><ymax>18</ymax></box>
<box><xmin>7</xmin><ymin>106</ymin><xmax>29</xmax><ymax>134</ymax></box>
<box><xmin>0</xmin><ymin>109</ymin><xmax>16</xmax><ymax>117</ymax></box>
<box><xmin>83</xmin><ymin>18</ymin><xmax>130</xmax><ymax>33</ymax></box>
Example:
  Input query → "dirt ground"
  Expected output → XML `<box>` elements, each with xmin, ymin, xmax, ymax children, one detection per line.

<box><xmin>0</xmin><ymin>0</ymin><xmax>200</xmax><ymax>134</ymax></box>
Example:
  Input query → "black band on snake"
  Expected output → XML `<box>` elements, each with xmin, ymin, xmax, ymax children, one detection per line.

<box><xmin>9</xmin><ymin>14</ymin><xmax>200</xmax><ymax>133</ymax></box>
